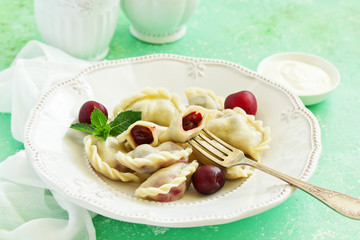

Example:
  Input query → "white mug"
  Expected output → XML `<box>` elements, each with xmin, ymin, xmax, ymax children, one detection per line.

<box><xmin>34</xmin><ymin>0</ymin><xmax>120</xmax><ymax>60</ymax></box>
<box><xmin>121</xmin><ymin>0</ymin><xmax>200</xmax><ymax>44</ymax></box>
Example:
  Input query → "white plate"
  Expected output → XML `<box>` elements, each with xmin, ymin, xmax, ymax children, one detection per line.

<box><xmin>24</xmin><ymin>54</ymin><xmax>321</xmax><ymax>227</ymax></box>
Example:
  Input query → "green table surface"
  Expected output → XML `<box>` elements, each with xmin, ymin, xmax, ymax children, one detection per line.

<box><xmin>1</xmin><ymin>0</ymin><xmax>360</xmax><ymax>239</ymax></box>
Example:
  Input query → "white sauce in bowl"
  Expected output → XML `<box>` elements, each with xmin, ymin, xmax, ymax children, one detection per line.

<box><xmin>260</xmin><ymin>59</ymin><xmax>332</xmax><ymax>96</ymax></box>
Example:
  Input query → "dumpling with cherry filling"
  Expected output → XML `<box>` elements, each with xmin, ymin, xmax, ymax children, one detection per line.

<box><xmin>116</xmin><ymin>142</ymin><xmax>192</xmax><ymax>174</ymax></box>
<box><xmin>84</xmin><ymin>135</ymin><xmax>148</xmax><ymax>183</ymax></box>
<box><xmin>113</xmin><ymin>88</ymin><xmax>185</xmax><ymax>127</ymax></box>
<box><xmin>117</xmin><ymin>120</ymin><xmax>167</xmax><ymax>149</ymax></box>
<box><xmin>135</xmin><ymin>161</ymin><xmax>198</xmax><ymax>202</ymax></box>
<box><xmin>160</xmin><ymin>105</ymin><xmax>210</xmax><ymax>143</ymax></box>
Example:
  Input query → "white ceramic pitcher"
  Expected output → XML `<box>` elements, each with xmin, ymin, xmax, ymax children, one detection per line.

<box><xmin>34</xmin><ymin>0</ymin><xmax>119</xmax><ymax>60</ymax></box>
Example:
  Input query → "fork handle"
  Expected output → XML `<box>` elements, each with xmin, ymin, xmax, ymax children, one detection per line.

<box><xmin>242</xmin><ymin>159</ymin><xmax>360</xmax><ymax>220</ymax></box>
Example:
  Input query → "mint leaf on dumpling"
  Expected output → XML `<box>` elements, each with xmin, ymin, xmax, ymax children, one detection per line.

<box><xmin>94</xmin><ymin>124</ymin><xmax>111</xmax><ymax>141</ymax></box>
<box><xmin>109</xmin><ymin>110</ymin><xmax>142</xmax><ymax>136</ymax></box>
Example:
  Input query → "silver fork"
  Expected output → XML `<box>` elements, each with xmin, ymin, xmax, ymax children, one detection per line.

<box><xmin>188</xmin><ymin>128</ymin><xmax>360</xmax><ymax>220</ymax></box>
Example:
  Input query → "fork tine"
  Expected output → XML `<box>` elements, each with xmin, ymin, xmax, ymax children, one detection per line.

<box><xmin>202</xmin><ymin>128</ymin><xmax>236</xmax><ymax>150</ymax></box>
<box><xmin>197</xmin><ymin>132</ymin><xmax>230</xmax><ymax>156</ymax></box>
<box><xmin>193</xmin><ymin>135</ymin><xmax>227</xmax><ymax>159</ymax></box>
<box><xmin>188</xmin><ymin>139</ymin><xmax>223</xmax><ymax>165</ymax></box>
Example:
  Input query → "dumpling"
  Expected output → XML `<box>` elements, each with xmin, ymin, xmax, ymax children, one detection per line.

<box><xmin>116</xmin><ymin>142</ymin><xmax>192</xmax><ymax>174</ymax></box>
<box><xmin>135</xmin><ymin>161</ymin><xmax>198</xmax><ymax>202</ymax></box>
<box><xmin>84</xmin><ymin>135</ymin><xmax>147</xmax><ymax>183</ymax></box>
<box><xmin>159</xmin><ymin>105</ymin><xmax>210</xmax><ymax>143</ymax></box>
<box><xmin>113</xmin><ymin>88</ymin><xmax>185</xmax><ymax>127</ymax></box>
<box><xmin>185</xmin><ymin>87</ymin><xmax>224</xmax><ymax>110</ymax></box>
<box><xmin>223</xmin><ymin>165</ymin><xmax>254</xmax><ymax>180</ymax></box>
<box><xmin>206</xmin><ymin>107</ymin><xmax>271</xmax><ymax>160</ymax></box>
<box><xmin>117</xmin><ymin>120</ymin><xmax>167</xmax><ymax>149</ymax></box>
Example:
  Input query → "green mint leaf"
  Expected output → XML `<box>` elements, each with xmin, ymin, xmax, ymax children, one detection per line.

<box><xmin>91</xmin><ymin>107</ymin><xmax>108</xmax><ymax>128</ymax></box>
<box><xmin>93</xmin><ymin>123</ymin><xmax>111</xmax><ymax>141</ymax></box>
<box><xmin>94</xmin><ymin>130</ymin><xmax>109</xmax><ymax>141</ymax></box>
<box><xmin>109</xmin><ymin>110</ymin><xmax>142</xmax><ymax>136</ymax></box>
<box><xmin>70</xmin><ymin>108</ymin><xmax>141</xmax><ymax>142</ymax></box>
<box><xmin>70</xmin><ymin>123</ymin><xmax>96</xmax><ymax>133</ymax></box>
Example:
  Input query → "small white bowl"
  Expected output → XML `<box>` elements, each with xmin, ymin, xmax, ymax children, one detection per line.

<box><xmin>120</xmin><ymin>0</ymin><xmax>200</xmax><ymax>44</ymax></box>
<box><xmin>257</xmin><ymin>52</ymin><xmax>340</xmax><ymax>106</ymax></box>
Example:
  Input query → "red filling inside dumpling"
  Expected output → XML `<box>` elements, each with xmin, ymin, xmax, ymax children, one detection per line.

<box><xmin>182</xmin><ymin>111</ymin><xmax>203</xmax><ymax>131</ymax></box>
<box><xmin>155</xmin><ymin>182</ymin><xmax>186</xmax><ymax>202</ymax></box>
<box><xmin>130</xmin><ymin>125</ymin><xmax>154</xmax><ymax>145</ymax></box>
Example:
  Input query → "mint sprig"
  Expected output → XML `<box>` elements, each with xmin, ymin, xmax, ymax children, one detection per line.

<box><xmin>91</xmin><ymin>108</ymin><xmax>108</xmax><ymax>129</ymax></box>
<box><xmin>109</xmin><ymin>110</ymin><xmax>142</xmax><ymax>136</ymax></box>
<box><xmin>70</xmin><ymin>108</ymin><xmax>141</xmax><ymax>141</ymax></box>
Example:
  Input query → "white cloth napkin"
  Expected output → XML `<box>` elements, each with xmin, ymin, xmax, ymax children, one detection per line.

<box><xmin>0</xmin><ymin>41</ymin><xmax>97</xmax><ymax>240</ymax></box>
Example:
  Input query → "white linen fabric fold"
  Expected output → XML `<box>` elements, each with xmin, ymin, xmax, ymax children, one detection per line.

<box><xmin>0</xmin><ymin>41</ymin><xmax>97</xmax><ymax>240</ymax></box>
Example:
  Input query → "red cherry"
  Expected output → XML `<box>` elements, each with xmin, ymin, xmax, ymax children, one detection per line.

<box><xmin>130</xmin><ymin>125</ymin><xmax>154</xmax><ymax>145</ymax></box>
<box><xmin>182</xmin><ymin>111</ymin><xmax>203</xmax><ymax>131</ymax></box>
<box><xmin>78</xmin><ymin>101</ymin><xmax>108</xmax><ymax>124</ymax></box>
<box><xmin>224</xmin><ymin>90</ymin><xmax>257</xmax><ymax>115</ymax></box>
<box><xmin>192</xmin><ymin>165</ymin><xmax>225</xmax><ymax>195</ymax></box>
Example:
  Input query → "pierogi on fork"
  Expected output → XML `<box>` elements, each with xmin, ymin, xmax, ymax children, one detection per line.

<box><xmin>82</xmin><ymin>87</ymin><xmax>271</xmax><ymax>202</ymax></box>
